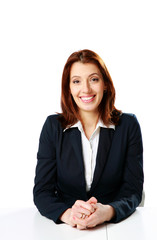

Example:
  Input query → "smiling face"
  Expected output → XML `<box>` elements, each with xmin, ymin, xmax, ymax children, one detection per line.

<box><xmin>70</xmin><ymin>62</ymin><xmax>106</xmax><ymax>117</ymax></box>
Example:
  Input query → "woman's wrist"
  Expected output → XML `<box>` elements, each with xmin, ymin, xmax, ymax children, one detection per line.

<box><xmin>60</xmin><ymin>208</ymin><xmax>71</xmax><ymax>223</ymax></box>
<box><xmin>105</xmin><ymin>205</ymin><xmax>116</xmax><ymax>221</ymax></box>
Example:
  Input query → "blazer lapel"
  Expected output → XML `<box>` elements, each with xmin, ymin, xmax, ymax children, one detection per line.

<box><xmin>90</xmin><ymin>127</ymin><xmax>114</xmax><ymax>192</ymax></box>
<box><xmin>70</xmin><ymin>128</ymin><xmax>86</xmax><ymax>177</ymax></box>
<box><xmin>70</xmin><ymin>128</ymin><xmax>87</xmax><ymax>191</ymax></box>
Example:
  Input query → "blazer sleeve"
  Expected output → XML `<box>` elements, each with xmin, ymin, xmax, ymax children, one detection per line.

<box><xmin>33</xmin><ymin>116</ymin><xmax>69</xmax><ymax>223</ymax></box>
<box><xmin>109</xmin><ymin>114</ymin><xmax>144</xmax><ymax>223</ymax></box>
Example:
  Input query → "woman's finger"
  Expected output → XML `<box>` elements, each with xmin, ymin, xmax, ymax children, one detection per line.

<box><xmin>87</xmin><ymin>197</ymin><xmax>97</xmax><ymax>204</ymax></box>
<box><xmin>72</xmin><ymin>209</ymin><xmax>99</xmax><ymax>228</ymax></box>
<box><xmin>72</xmin><ymin>212</ymin><xmax>86</xmax><ymax>219</ymax></box>
<box><xmin>72</xmin><ymin>205</ymin><xmax>93</xmax><ymax>216</ymax></box>
<box><xmin>74</xmin><ymin>200</ymin><xmax>95</xmax><ymax>211</ymax></box>
<box><xmin>72</xmin><ymin>200</ymin><xmax>95</xmax><ymax>214</ymax></box>
<box><xmin>77</xmin><ymin>224</ymin><xmax>87</xmax><ymax>230</ymax></box>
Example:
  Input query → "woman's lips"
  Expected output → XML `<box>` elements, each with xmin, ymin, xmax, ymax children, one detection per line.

<box><xmin>80</xmin><ymin>95</ymin><xmax>95</xmax><ymax>103</ymax></box>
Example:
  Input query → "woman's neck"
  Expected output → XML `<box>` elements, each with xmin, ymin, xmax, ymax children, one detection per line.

<box><xmin>80</xmin><ymin>111</ymin><xmax>99</xmax><ymax>139</ymax></box>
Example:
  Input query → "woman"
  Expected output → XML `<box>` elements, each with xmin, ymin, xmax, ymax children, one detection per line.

<box><xmin>33</xmin><ymin>49</ymin><xmax>144</xmax><ymax>230</ymax></box>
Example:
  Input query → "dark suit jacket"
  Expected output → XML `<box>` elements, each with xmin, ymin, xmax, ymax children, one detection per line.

<box><xmin>33</xmin><ymin>113</ymin><xmax>144</xmax><ymax>223</ymax></box>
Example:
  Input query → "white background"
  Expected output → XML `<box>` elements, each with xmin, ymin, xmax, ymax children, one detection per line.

<box><xmin>0</xmin><ymin>0</ymin><xmax>156</xmax><ymax>208</ymax></box>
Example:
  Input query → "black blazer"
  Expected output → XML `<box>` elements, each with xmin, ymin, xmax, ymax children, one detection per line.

<box><xmin>33</xmin><ymin>113</ymin><xmax>144</xmax><ymax>223</ymax></box>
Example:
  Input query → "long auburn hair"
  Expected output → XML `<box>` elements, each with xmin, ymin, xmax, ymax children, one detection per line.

<box><xmin>58</xmin><ymin>49</ymin><xmax>121</xmax><ymax>128</ymax></box>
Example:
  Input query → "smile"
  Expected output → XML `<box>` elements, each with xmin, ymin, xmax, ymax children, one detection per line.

<box><xmin>80</xmin><ymin>95</ymin><xmax>95</xmax><ymax>103</ymax></box>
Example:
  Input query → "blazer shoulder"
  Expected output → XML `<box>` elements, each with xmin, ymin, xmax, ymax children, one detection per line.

<box><xmin>46</xmin><ymin>114</ymin><xmax>61</xmax><ymax>125</ymax></box>
<box><xmin>46</xmin><ymin>113</ymin><xmax>63</xmax><ymax>124</ymax></box>
<box><xmin>120</xmin><ymin>113</ymin><xmax>138</xmax><ymax>122</ymax></box>
<box><xmin>40</xmin><ymin>114</ymin><xmax>63</xmax><ymax>141</ymax></box>
<box><xmin>119</xmin><ymin>113</ymin><xmax>141</xmax><ymax>129</ymax></box>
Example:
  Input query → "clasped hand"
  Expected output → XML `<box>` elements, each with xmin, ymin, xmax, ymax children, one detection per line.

<box><xmin>60</xmin><ymin>197</ymin><xmax>115</xmax><ymax>230</ymax></box>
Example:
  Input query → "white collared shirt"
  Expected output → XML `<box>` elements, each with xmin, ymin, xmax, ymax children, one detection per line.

<box><xmin>64</xmin><ymin>120</ymin><xmax>115</xmax><ymax>191</ymax></box>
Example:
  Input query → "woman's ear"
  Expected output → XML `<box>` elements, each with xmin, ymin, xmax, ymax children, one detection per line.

<box><xmin>104</xmin><ymin>83</ymin><xmax>107</xmax><ymax>92</ymax></box>
<box><xmin>104</xmin><ymin>86</ymin><xmax>107</xmax><ymax>93</ymax></box>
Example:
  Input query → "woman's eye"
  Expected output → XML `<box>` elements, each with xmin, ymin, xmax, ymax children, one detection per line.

<box><xmin>91</xmin><ymin>78</ymin><xmax>99</xmax><ymax>82</ymax></box>
<box><xmin>72</xmin><ymin>80</ymin><xmax>80</xmax><ymax>84</ymax></box>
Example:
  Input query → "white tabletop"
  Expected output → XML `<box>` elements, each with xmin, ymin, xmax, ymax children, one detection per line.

<box><xmin>0</xmin><ymin>207</ymin><xmax>157</xmax><ymax>240</ymax></box>
<box><xmin>107</xmin><ymin>207</ymin><xmax>157</xmax><ymax>240</ymax></box>
<box><xmin>0</xmin><ymin>208</ymin><xmax>107</xmax><ymax>240</ymax></box>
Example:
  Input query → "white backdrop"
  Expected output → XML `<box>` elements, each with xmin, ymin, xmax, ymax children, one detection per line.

<box><xmin>0</xmin><ymin>0</ymin><xmax>156</xmax><ymax>208</ymax></box>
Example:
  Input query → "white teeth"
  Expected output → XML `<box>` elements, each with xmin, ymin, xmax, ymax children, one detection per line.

<box><xmin>81</xmin><ymin>96</ymin><xmax>94</xmax><ymax>100</ymax></box>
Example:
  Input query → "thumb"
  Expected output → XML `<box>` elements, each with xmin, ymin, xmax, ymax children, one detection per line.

<box><xmin>87</xmin><ymin>196</ymin><xmax>97</xmax><ymax>204</ymax></box>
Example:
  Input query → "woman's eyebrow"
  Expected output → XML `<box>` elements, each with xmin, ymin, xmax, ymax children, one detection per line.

<box><xmin>71</xmin><ymin>75</ymin><xmax>81</xmax><ymax>79</ymax></box>
<box><xmin>71</xmin><ymin>73</ymin><xmax>100</xmax><ymax>79</ymax></box>
<box><xmin>89</xmin><ymin>73</ymin><xmax>100</xmax><ymax>77</ymax></box>
<box><xmin>70</xmin><ymin>73</ymin><xmax>101</xmax><ymax>81</ymax></box>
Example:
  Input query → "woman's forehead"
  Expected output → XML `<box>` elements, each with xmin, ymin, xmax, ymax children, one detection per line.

<box><xmin>70</xmin><ymin>62</ymin><xmax>101</xmax><ymax>78</ymax></box>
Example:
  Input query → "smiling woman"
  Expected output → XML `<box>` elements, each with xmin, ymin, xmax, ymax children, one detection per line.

<box><xmin>60</xmin><ymin>49</ymin><xmax>120</xmax><ymax>129</ymax></box>
<box><xmin>33</xmin><ymin>49</ymin><xmax>144</xmax><ymax>230</ymax></box>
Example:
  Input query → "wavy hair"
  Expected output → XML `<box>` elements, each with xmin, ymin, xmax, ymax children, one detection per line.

<box><xmin>58</xmin><ymin>49</ymin><xmax>121</xmax><ymax>128</ymax></box>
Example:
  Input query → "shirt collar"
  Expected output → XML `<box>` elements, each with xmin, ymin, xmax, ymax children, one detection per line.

<box><xmin>63</xmin><ymin>119</ymin><xmax>115</xmax><ymax>132</ymax></box>
<box><xmin>97</xmin><ymin>119</ymin><xmax>115</xmax><ymax>130</ymax></box>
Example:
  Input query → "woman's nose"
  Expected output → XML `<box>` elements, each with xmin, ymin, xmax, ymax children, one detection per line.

<box><xmin>82</xmin><ymin>81</ymin><xmax>91</xmax><ymax>93</ymax></box>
